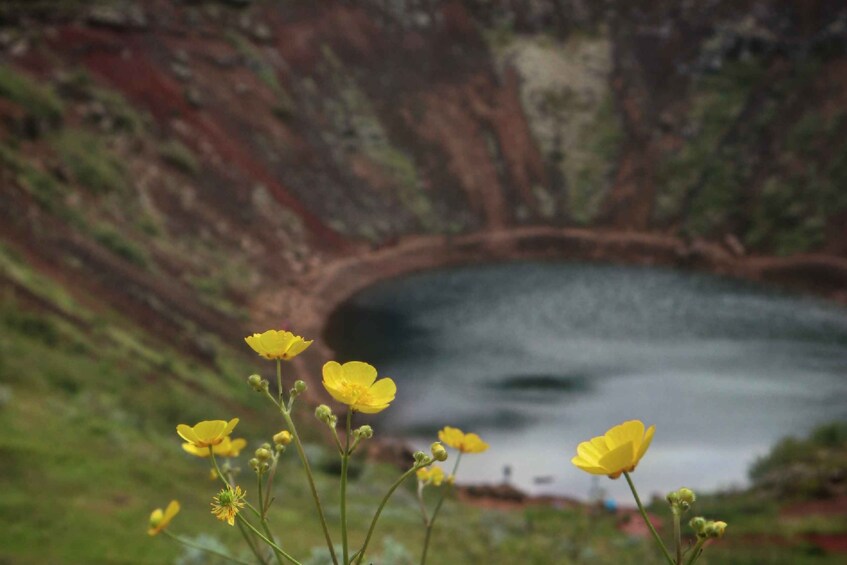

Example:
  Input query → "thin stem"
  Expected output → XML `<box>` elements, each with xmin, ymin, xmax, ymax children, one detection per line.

<box><xmin>257</xmin><ymin>472</ymin><xmax>285</xmax><ymax>565</ymax></box>
<box><xmin>237</xmin><ymin>519</ymin><xmax>269</xmax><ymax>565</ymax></box>
<box><xmin>420</xmin><ymin>453</ymin><xmax>462</xmax><ymax>565</ymax></box>
<box><xmin>673</xmin><ymin>511</ymin><xmax>682</xmax><ymax>564</ymax></box>
<box><xmin>341</xmin><ymin>410</ymin><xmax>352</xmax><ymax>565</ymax></box>
<box><xmin>163</xmin><ymin>530</ymin><xmax>254</xmax><ymax>565</ymax></box>
<box><xmin>238</xmin><ymin>515</ymin><xmax>302</xmax><ymax>565</ymax></box>
<box><xmin>355</xmin><ymin>464</ymin><xmax>422</xmax><ymax>565</ymax></box>
<box><xmin>684</xmin><ymin>538</ymin><xmax>707</xmax><ymax>565</ymax></box>
<box><xmin>281</xmin><ymin>407</ymin><xmax>338</xmax><ymax>565</ymax></box>
<box><xmin>624</xmin><ymin>472</ymin><xmax>675</xmax><ymax>565</ymax></box>
<box><xmin>416</xmin><ymin>482</ymin><xmax>429</xmax><ymax>526</ymax></box>
<box><xmin>277</xmin><ymin>360</ymin><xmax>284</xmax><ymax>405</ymax></box>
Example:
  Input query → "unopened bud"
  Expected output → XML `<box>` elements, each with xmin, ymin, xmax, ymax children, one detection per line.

<box><xmin>666</xmin><ymin>491</ymin><xmax>680</xmax><ymax>505</ymax></box>
<box><xmin>711</xmin><ymin>521</ymin><xmax>727</xmax><ymax>538</ymax></box>
<box><xmin>689</xmin><ymin>517</ymin><xmax>706</xmax><ymax>535</ymax></box>
<box><xmin>413</xmin><ymin>451</ymin><xmax>428</xmax><ymax>464</ymax></box>
<box><xmin>354</xmin><ymin>425</ymin><xmax>374</xmax><ymax>440</ymax></box>
<box><xmin>255</xmin><ymin>448</ymin><xmax>272</xmax><ymax>461</ymax></box>
<box><xmin>248</xmin><ymin>374</ymin><xmax>263</xmax><ymax>390</ymax></box>
<box><xmin>248</xmin><ymin>458</ymin><xmax>260</xmax><ymax>471</ymax></box>
<box><xmin>431</xmin><ymin>442</ymin><xmax>448</xmax><ymax>462</ymax></box>
<box><xmin>678</xmin><ymin>487</ymin><xmax>696</xmax><ymax>504</ymax></box>
<box><xmin>261</xmin><ymin>461</ymin><xmax>271</xmax><ymax>472</ymax></box>
<box><xmin>315</xmin><ymin>404</ymin><xmax>333</xmax><ymax>424</ymax></box>
<box><xmin>294</xmin><ymin>380</ymin><xmax>307</xmax><ymax>393</ymax></box>
<box><xmin>273</xmin><ymin>430</ymin><xmax>293</xmax><ymax>446</ymax></box>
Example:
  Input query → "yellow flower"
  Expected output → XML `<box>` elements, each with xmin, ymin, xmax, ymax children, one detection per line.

<box><xmin>182</xmin><ymin>436</ymin><xmax>247</xmax><ymax>458</ymax></box>
<box><xmin>438</xmin><ymin>426</ymin><xmax>489</xmax><ymax>453</ymax></box>
<box><xmin>321</xmin><ymin>361</ymin><xmax>396</xmax><ymax>414</ymax></box>
<box><xmin>211</xmin><ymin>485</ymin><xmax>246</xmax><ymax>526</ymax></box>
<box><xmin>148</xmin><ymin>500</ymin><xmax>180</xmax><ymax>536</ymax></box>
<box><xmin>571</xmin><ymin>420</ymin><xmax>655</xmax><ymax>479</ymax></box>
<box><xmin>273</xmin><ymin>430</ymin><xmax>292</xmax><ymax>446</ymax></box>
<box><xmin>417</xmin><ymin>466</ymin><xmax>445</xmax><ymax>486</ymax></box>
<box><xmin>244</xmin><ymin>330</ymin><xmax>313</xmax><ymax>360</ymax></box>
<box><xmin>177</xmin><ymin>419</ymin><xmax>239</xmax><ymax>449</ymax></box>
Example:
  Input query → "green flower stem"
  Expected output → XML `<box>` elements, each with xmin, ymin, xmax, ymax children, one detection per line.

<box><xmin>258</xmin><ymin>472</ymin><xmax>285</xmax><ymax>565</ymax></box>
<box><xmin>237</xmin><ymin>519</ymin><xmax>270</xmax><ymax>565</ymax></box>
<box><xmin>277</xmin><ymin>360</ymin><xmax>284</xmax><ymax>405</ymax></box>
<box><xmin>281</xmin><ymin>404</ymin><xmax>338</xmax><ymax>565</ymax></box>
<box><xmin>415</xmin><ymin>482</ymin><xmax>429</xmax><ymax>525</ymax></box>
<box><xmin>624</xmin><ymin>472</ymin><xmax>675</xmax><ymax>565</ymax></box>
<box><xmin>238</xmin><ymin>515</ymin><xmax>302</xmax><ymax>565</ymax></box>
<box><xmin>684</xmin><ymin>538</ymin><xmax>707</xmax><ymax>565</ymax></box>
<box><xmin>420</xmin><ymin>453</ymin><xmax>462</xmax><ymax>565</ymax></box>
<box><xmin>673</xmin><ymin>510</ymin><xmax>682</xmax><ymax>564</ymax></box>
<box><xmin>355</xmin><ymin>464</ymin><xmax>424</xmax><ymax>565</ymax></box>
<box><xmin>274</xmin><ymin>360</ymin><xmax>338</xmax><ymax>565</ymax></box>
<box><xmin>164</xmin><ymin>530</ymin><xmax>255</xmax><ymax>565</ymax></box>
<box><xmin>340</xmin><ymin>410</ymin><xmax>352</xmax><ymax>565</ymax></box>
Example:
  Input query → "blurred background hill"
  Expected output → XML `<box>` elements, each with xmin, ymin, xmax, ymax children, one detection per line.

<box><xmin>1</xmin><ymin>1</ymin><xmax>846</xmax><ymax>563</ymax></box>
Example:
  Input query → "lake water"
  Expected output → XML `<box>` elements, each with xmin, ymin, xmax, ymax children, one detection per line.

<box><xmin>324</xmin><ymin>262</ymin><xmax>847</xmax><ymax>501</ymax></box>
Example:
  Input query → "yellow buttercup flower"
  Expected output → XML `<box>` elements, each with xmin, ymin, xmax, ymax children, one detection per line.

<box><xmin>177</xmin><ymin>419</ymin><xmax>239</xmax><ymax>449</ymax></box>
<box><xmin>211</xmin><ymin>485</ymin><xmax>246</xmax><ymax>526</ymax></box>
<box><xmin>182</xmin><ymin>436</ymin><xmax>247</xmax><ymax>458</ymax></box>
<box><xmin>148</xmin><ymin>500</ymin><xmax>180</xmax><ymax>536</ymax></box>
<box><xmin>321</xmin><ymin>361</ymin><xmax>396</xmax><ymax>414</ymax></box>
<box><xmin>245</xmin><ymin>329</ymin><xmax>313</xmax><ymax>360</ymax></box>
<box><xmin>438</xmin><ymin>426</ymin><xmax>489</xmax><ymax>454</ymax></box>
<box><xmin>571</xmin><ymin>420</ymin><xmax>655</xmax><ymax>479</ymax></box>
<box><xmin>416</xmin><ymin>466</ymin><xmax>445</xmax><ymax>486</ymax></box>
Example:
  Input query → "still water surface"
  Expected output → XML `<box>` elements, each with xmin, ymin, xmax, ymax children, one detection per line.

<box><xmin>325</xmin><ymin>263</ymin><xmax>847</xmax><ymax>501</ymax></box>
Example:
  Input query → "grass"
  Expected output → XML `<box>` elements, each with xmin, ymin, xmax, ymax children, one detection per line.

<box><xmin>0</xmin><ymin>65</ymin><xmax>63</xmax><ymax>125</ymax></box>
<box><xmin>159</xmin><ymin>139</ymin><xmax>200</xmax><ymax>176</ymax></box>
<box><xmin>52</xmin><ymin>129</ymin><xmax>128</xmax><ymax>195</ymax></box>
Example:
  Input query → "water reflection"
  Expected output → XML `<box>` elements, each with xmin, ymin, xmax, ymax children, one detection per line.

<box><xmin>325</xmin><ymin>263</ymin><xmax>847</xmax><ymax>500</ymax></box>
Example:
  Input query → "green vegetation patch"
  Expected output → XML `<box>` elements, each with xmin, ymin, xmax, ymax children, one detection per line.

<box><xmin>52</xmin><ymin>129</ymin><xmax>128</xmax><ymax>194</ymax></box>
<box><xmin>159</xmin><ymin>139</ymin><xmax>200</xmax><ymax>176</ymax></box>
<box><xmin>0</xmin><ymin>65</ymin><xmax>63</xmax><ymax>124</ymax></box>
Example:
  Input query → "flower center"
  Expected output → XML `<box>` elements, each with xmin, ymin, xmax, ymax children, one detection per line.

<box><xmin>340</xmin><ymin>381</ymin><xmax>370</xmax><ymax>403</ymax></box>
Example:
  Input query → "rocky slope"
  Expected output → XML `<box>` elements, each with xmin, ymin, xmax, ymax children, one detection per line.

<box><xmin>2</xmin><ymin>0</ymin><xmax>847</xmax><ymax>386</ymax></box>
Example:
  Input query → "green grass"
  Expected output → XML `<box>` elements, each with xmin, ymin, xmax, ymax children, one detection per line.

<box><xmin>0</xmin><ymin>65</ymin><xmax>63</xmax><ymax>125</ymax></box>
<box><xmin>52</xmin><ymin>129</ymin><xmax>128</xmax><ymax>195</ymax></box>
<box><xmin>159</xmin><ymin>139</ymin><xmax>200</xmax><ymax>176</ymax></box>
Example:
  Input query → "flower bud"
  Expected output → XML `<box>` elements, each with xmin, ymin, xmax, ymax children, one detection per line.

<box><xmin>354</xmin><ymin>425</ymin><xmax>374</xmax><ymax>439</ymax></box>
<box><xmin>413</xmin><ymin>451</ymin><xmax>428</xmax><ymax>464</ymax></box>
<box><xmin>430</xmin><ymin>442</ymin><xmax>448</xmax><ymax>462</ymax></box>
<box><xmin>315</xmin><ymin>404</ymin><xmax>333</xmax><ymax>424</ymax></box>
<box><xmin>711</xmin><ymin>521</ymin><xmax>727</xmax><ymax>538</ymax></box>
<box><xmin>689</xmin><ymin>517</ymin><xmax>706</xmax><ymax>533</ymax></box>
<box><xmin>294</xmin><ymin>380</ymin><xmax>307</xmax><ymax>393</ymax></box>
<box><xmin>248</xmin><ymin>458</ymin><xmax>260</xmax><ymax>471</ymax></box>
<box><xmin>666</xmin><ymin>491</ymin><xmax>680</xmax><ymax>505</ymax></box>
<box><xmin>261</xmin><ymin>461</ymin><xmax>271</xmax><ymax>473</ymax></box>
<box><xmin>261</xmin><ymin>442</ymin><xmax>271</xmax><ymax>451</ymax></box>
<box><xmin>273</xmin><ymin>430</ymin><xmax>293</xmax><ymax>446</ymax></box>
<box><xmin>678</xmin><ymin>487</ymin><xmax>696</xmax><ymax>504</ymax></box>
<box><xmin>248</xmin><ymin>374</ymin><xmax>263</xmax><ymax>390</ymax></box>
<box><xmin>255</xmin><ymin>448</ymin><xmax>272</xmax><ymax>461</ymax></box>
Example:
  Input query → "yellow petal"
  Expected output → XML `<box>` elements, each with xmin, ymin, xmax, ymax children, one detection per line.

<box><xmin>634</xmin><ymin>425</ymin><xmax>655</xmax><ymax>465</ymax></box>
<box><xmin>194</xmin><ymin>420</ymin><xmax>227</xmax><ymax>442</ymax></box>
<box><xmin>258</xmin><ymin>330</ymin><xmax>286</xmax><ymax>355</ymax></box>
<box><xmin>342</xmin><ymin>361</ymin><xmax>378</xmax><ymax>387</ymax></box>
<box><xmin>286</xmin><ymin>338</ymin><xmax>312</xmax><ymax>357</ymax></box>
<box><xmin>571</xmin><ymin>456</ymin><xmax>609</xmax><ymax>475</ymax></box>
<box><xmin>223</xmin><ymin>418</ymin><xmax>239</xmax><ymax>437</ymax></box>
<box><xmin>176</xmin><ymin>424</ymin><xmax>200</xmax><ymax>444</ymax></box>
<box><xmin>577</xmin><ymin>441</ymin><xmax>604</xmax><ymax>465</ymax></box>
<box><xmin>163</xmin><ymin>500</ymin><xmax>180</xmax><ymax>522</ymax></box>
<box><xmin>605</xmin><ymin>420</ymin><xmax>644</xmax><ymax>451</ymax></box>
<box><xmin>368</xmin><ymin>378</ymin><xmax>397</xmax><ymax>403</ymax></box>
<box><xmin>322</xmin><ymin>361</ymin><xmax>344</xmax><ymax>388</ymax></box>
<box><xmin>245</xmin><ymin>334</ymin><xmax>264</xmax><ymax>355</ymax></box>
<box><xmin>182</xmin><ymin>443</ymin><xmax>209</xmax><ymax>457</ymax></box>
<box><xmin>355</xmin><ymin>402</ymin><xmax>390</xmax><ymax>414</ymax></box>
<box><xmin>598</xmin><ymin>441</ymin><xmax>635</xmax><ymax>475</ymax></box>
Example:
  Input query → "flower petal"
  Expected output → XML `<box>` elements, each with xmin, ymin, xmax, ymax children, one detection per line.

<box><xmin>177</xmin><ymin>424</ymin><xmax>200</xmax><ymax>444</ymax></box>
<box><xmin>322</xmin><ymin>361</ymin><xmax>344</xmax><ymax>388</ymax></box>
<box><xmin>605</xmin><ymin>420</ymin><xmax>644</xmax><ymax>451</ymax></box>
<box><xmin>635</xmin><ymin>425</ymin><xmax>655</xmax><ymax>465</ymax></box>
<box><xmin>598</xmin><ymin>440</ymin><xmax>635</xmax><ymax>475</ymax></box>
<box><xmin>571</xmin><ymin>456</ymin><xmax>609</xmax><ymax>475</ymax></box>
<box><xmin>343</xmin><ymin>361</ymin><xmax>378</xmax><ymax>387</ymax></box>
<box><xmin>368</xmin><ymin>377</ymin><xmax>397</xmax><ymax>403</ymax></box>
